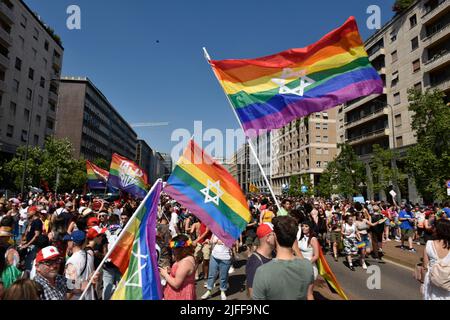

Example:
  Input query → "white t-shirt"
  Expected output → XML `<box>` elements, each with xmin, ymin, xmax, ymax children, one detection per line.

<box><xmin>169</xmin><ymin>212</ymin><xmax>179</xmax><ymax>237</ymax></box>
<box><xmin>211</xmin><ymin>235</ymin><xmax>232</xmax><ymax>261</ymax></box>
<box><xmin>65</xmin><ymin>249</ymin><xmax>95</xmax><ymax>300</ymax></box>
<box><xmin>343</xmin><ymin>223</ymin><xmax>357</xmax><ymax>238</ymax></box>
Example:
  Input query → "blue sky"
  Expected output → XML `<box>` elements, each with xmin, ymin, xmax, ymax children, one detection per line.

<box><xmin>26</xmin><ymin>0</ymin><xmax>394</xmax><ymax>158</ymax></box>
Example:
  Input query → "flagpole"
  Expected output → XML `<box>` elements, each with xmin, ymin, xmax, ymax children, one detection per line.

<box><xmin>202</xmin><ymin>47</ymin><xmax>282</xmax><ymax>213</ymax></box>
<box><xmin>79</xmin><ymin>178</ymin><xmax>163</xmax><ymax>300</ymax></box>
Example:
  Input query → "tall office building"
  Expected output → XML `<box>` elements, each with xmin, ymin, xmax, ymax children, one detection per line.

<box><xmin>136</xmin><ymin>139</ymin><xmax>153</xmax><ymax>179</ymax></box>
<box><xmin>55</xmin><ymin>77</ymin><xmax>137</xmax><ymax>162</ymax></box>
<box><xmin>0</xmin><ymin>0</ymin><xmax>63</xmax><ymax>155</ymax></box>
<box><xmin>249</xmin><ymin>132</ymin><xmax>272</xmax><ymax>193</ymax></box>
<box><xmin>337</xmin><ymin>0</ymin><xmax>449</xmax><ymax>202</ymax></box>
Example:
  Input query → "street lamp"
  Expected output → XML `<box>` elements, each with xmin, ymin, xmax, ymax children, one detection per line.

<box><xmin>20</xmin><ymin>77</ymin><xmax>61</xmax><ymax>196</ymax></box>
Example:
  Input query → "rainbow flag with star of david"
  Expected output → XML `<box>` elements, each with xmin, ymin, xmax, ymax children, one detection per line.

<box><xmin>207</xmin><ymin>16</ymin><xmax>383</xmax><ymax>137</ymax></box>
<box><xmin>110</xmin><ymin>180</ymin><xmax>163</xmax><ymax>300</ymax></box>
<box><xmin>164</xmin><ymin>139</ymin><xmax>251</xmax><ymax>247</ymax></box>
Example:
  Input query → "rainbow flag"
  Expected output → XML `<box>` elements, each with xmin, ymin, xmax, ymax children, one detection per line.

<box><xmin>317</xmin><ymin>246</ymin><xmax>348</xmax><ymax>300</ymax></box>
<box><xmin>108</xmin><ymin>153</ymin><xmax>149</xmax><ymax>199</ymax></box>
<box><xmin>110</xmin><ymin>180</ymin><xmax>163</xmax><ymax>300</ymax></box>
<box><xmin>164</xmin><ymin>139</ymin><xmax>251</xmax><ymax>247</ymax></box>
<box><xmin>208</xmin><ymin>16</ymin><xmax>383</xmax><ymax>137</ymax></box>
<box><xmin>86</xmin><ymin>160</ymin><xmax>109</xmax><ymax>190</ymax></box>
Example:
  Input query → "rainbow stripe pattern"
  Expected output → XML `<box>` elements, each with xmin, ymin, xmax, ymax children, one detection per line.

<box><xmin>208</xmin><ymin>16</ymin><xmax>383</xmax><ymax>136</ymax></box>
<box><xmin>317</xmin><ymin>246</ymin><xmax>348</xmax><ymax>300</ymax></box>
<box><xmin>108</xmin><ymin>153</ymin><xmax>149</xmax><ymax>199</ymax></box>
<box><xmin>164</xmin><ymin>140</ymin><xmax>251</xmax><ymax>247</ymax></box>
<box><xmin>86</xmin><ymin>160</ymin><xmax>109</xmax><ymax>189</ymax></box>
<box><xmin>110</xmin><ymin>180</ymin><xmax>163</xmax><ymax>300</ymax></box>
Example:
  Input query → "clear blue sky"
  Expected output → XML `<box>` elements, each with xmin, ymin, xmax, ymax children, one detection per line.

<box><xmin>26</xmin><ymin>0</ymin><xmax>394</xmax><ymax>158</ymax></box>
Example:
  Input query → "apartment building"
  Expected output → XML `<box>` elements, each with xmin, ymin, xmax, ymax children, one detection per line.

<box><xmin>0</xmin><ymin>0</ymin><xmax>63</xmax><ymax>156</ymax></box>
<box><xmin>55</xmin><ymin>77</ymin><xmax>137</xmax><ymax>162</ymax></box>
<box><xmin>337</xmin><ymin>0</ymin><xmax>449</xmax><ymax>202</ymax></box>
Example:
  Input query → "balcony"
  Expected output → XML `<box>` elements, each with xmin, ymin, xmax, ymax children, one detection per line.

<box><xmin>429</xmin><ymin>76</ymin><xmax>450</xmax><ymax>92</ymax></box>
<box><xmin>0</xmin><ymin>27</ymin><xmax>12</xmax><ymax>47</ymax></box>
<box><xmin>347</xmin><ymin>128</ymin><xmax>390</xmax><ymax>146</ymax></box>
<box><xmin>0</xmin><ymin>52</ymin><xmax>8</xmax><ymax>70</ymax></box>
<box><xmin>344</xmin><ymin>93</ymin><xmax>385</xmax><ymax>113</ymax></box>
<box><xmin>377</xmin><ymin>67</ymin><xmax>386</xmax><ymax>75</ymax></box>
<box><xmin>0</xmin><ymin>79</ymin><xmax>6</xmax><ymax>93</ymax></box>
<box><xmin>0</xmin><ymin>2</ymin><xmax>14</xmax><ymax>25</ymax></box>
<box><xmin>424</xmin><ymin>50</ymin><xmax>450</xmax><ymax>72</ymax></box>
<box><xmin>368</xmin><ymin>48</ymin><xmax>385</xmax><ymax>62</ymax></box>
<box><xmin>48</xmin><ymin>91</ymin><xmax>58</xmax><ymax>103</ymax></box>
<box><xmin>422</xmin><ymin>0</ymin><xmax>450</xmax><ymax>24</ymax></box>
<box><xmin>344</xmin><ymin>107</ymin><xmax>389</xmax><ymax>130</ymax></box>
<box><xmin>422</xmin><ymin>23</ymin><xmax>450</xmax><ymax>47</ymax></box>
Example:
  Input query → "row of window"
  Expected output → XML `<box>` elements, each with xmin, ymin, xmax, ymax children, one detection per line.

<box><xmin>315</xmin><ymin>148</ymin><xmax>330</xmax><ymax>155</ymax></box>
<box><xmin>393</xmin><ymin>82</ymin><xmax>422</xmax><ymax>105</ymax></box>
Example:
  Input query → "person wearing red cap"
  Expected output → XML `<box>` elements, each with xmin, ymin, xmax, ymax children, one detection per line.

<box><xmin>19</xmin><ymin>206</ymin><xmax>45</xmax><ymax>271</ymax></box>
<box><xmin>34</xmin><ymin>246</ymin><xmax>67</xmax><ymax>300</ymax></box>
<box><xmin>245</xmin><ymin>222</ymin><xmax>275</xmax><ymax>298</ymax></box>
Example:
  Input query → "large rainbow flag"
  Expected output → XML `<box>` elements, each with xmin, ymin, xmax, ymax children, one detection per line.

<box><xmin>110</xmin><ymin>180</ymin><xmax>163</xmax><ymax>300</ymax></box>
<box><xmin>207</xmin><ymin>16</ymin><xmax>383</xmax><ymax>137</ymax></box>
<box><xmin>86</xmin><ymin>160</ymin><xmax>109</xmax><ymax>190</ymax></box>
<box><xmin>317</xmin><ymin>246</ymin><xmax>349</xmax><ymax>300</ymax></box>
<box><xmin>108</xmin><ymin>153</ymin><xmax>149</xmax><ymax>199</ymax></box>
<box><xmin>164</xmin><ymin>140</ymin><xmax>251</xmax><ymax>247</ymax></box>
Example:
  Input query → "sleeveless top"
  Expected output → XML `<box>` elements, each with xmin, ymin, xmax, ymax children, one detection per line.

<box><xmin>343</xmin><ymin>223</ymin><xmax>357</xmax><ymax>238</ymax></box>
<box><xmin>262</xmin><ymin>210</ymin><xmax>274</xmax><ymax>223</ymax></box>
<box><xmin>163</xmin><ymin>257</ymin><xmax>196</xmax><ymax>300</ymax></box>
<box><xmin>299</xmin><ymin>236</ymin><xmax>314</xmax><ymax>261</ymax></box>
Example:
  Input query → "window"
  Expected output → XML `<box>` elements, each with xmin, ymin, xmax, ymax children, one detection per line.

<box><xmin>24</xmin><ymin>108</ymin><xmax>30</xmax><ymax>121</ymax></box>
<box><xmin>315</xmin><ymin>123</ymin><xmax>321</xmax><ymax>130</ymax></box>
<box><xmin>28</xmin><ymin>68</ymin><xmax>34</xmax><ymax>80</ymax></box>
<box><xmin>19</xmin><ymin>36</ymin><xmax>25</xmax><ymax>50</ymax></box>
<box><xmin>46</xmin><ymin>118</ymin><xmax>54</xmax><ymax>130</ymax></box>
<box><xmin>36</xmin><ymin>115</ymin><xmax>41</xmax><ymax>127</ymax></box>
<box><xmin>33</xmin><ymin>28</ymin><xmax>39</xmax><ymax>40</ymax></box>
<box><xmin>391</xmin><ymin>50</ymin><xmax>398</xmax><ymax>63</ymax></box>
<box><xmin>322</xmin><ymin>112</ymin><xmax>328</xmax><ymax>119</ymax></box>
<box><xmin>316</xmin><ymin>135</ymin><xmax>321</xmax><ymax>142</ymax></box>
<box><xmin>411</xmin><ymin>37</ymin><xmax>419</xmax><ymax>51</ymax></box>
<box><xmin>396</xmin><ymin>136</ymin><xmax>403</xmax><ymax>147</ymax></box>
<box><xmin>316</xmin><ymin>161</ymin><xmax>322</xmax><ymax>168</ymax></box>
<box><xmin>394</xmin><ymin>92</ymin><xmax>401</xmax><ymax>105</ymax></box>
<box><xmin>395</xmin><ymin>114</ymin><xmax>402</xmax><ymax>126</ymax></box>
<box><xmin>15</xmin><ymin>57</ymin><xmax>22</xmax><ymax>70</ymax></box>
<box><xmin>40</xmin><ymin>77</ymin><xmax>45</xmax><ymax>88</ymax></box>
<box><xmin>414</xmin><ymin>82</ymin><xmax>422</xmax><ymax>92</ymax></box>
<box><xmin>49</xmin><ymin>101</ymin><xmax>56</xmax><ymax>112</ymax></box>
<box><xmin>323</xmin><ymin>161</ymin><xmax>328</xmax><ymax>167</ymax></box>
<box><xmin>413</xmin><ymin>59</ymin><xmax>421</xmax><ymax>72</ymax></box>
<box><xmin>33</xmin><ymin>135</ymin><xmax>39</xmax><ymax>145</ymax></box>
<box><xmin>26</xmin><ymin>88</ymin><xmax>32</xmax><ymax>101</ymax></box>
<box><xmin>390</xmin><ymin>31</ymin><xmax>397</xmax><ymax>42</ymax></box>
<box><xmin>6</xmin><ymin>125</ymin><xmax>13</xmax><ymax>138</ymax></box>
<box><xmin>43</xmin><ymin>58</ymin><xmax>47</xmax><ymax>68</ymax></box>
<box><xmin>9</xmin><ymin>102</ymin><xmax>16</xmax><ymax>117</ymax></box>
<box><xmin>20</xmin><ymin>15</ymin><xmax>27</xmax><ymax>28</ymax></box>
<box><xmin>44</xmin><ymin>41</ymin><xmax>49</xmax><ymax>51</ymax></box>
<box><xmin>38</xmin><ymin>95</ymin><xmax>43</xmax><ymax>107</ymax></box>
<box><xmin>410</xmin><ymin>15</ymin><xmax>417</xmax><ymax>28</ymax></box>
<box><xmin>323</xmin><ymin>136</ymin><xmax>329</xmax><ymax>142</ymax></box>
<box><xmin>316</xmin><ymin>148</ymin><xmax>322</xmax><ymax>155</ymax></box>
<box><xmin>13</xmin><ymin>80</ymin><xmax>19</xmax><ymax>93</ymax></box>
<box><xmin>32</xmin><ymin>48</ymin><xmax>37</xmax><ymax>60</ymax></box>
<box><xmin>323</xmin><ymin>148</ymin><xmax>329</xmax><ymax>155</ymax></box>
<box><xmin>322</xmin><ymin>123</ymin><xmax>328</xmax><ymax>130</ymax></box>
<box><xmin>315</xmin><ymin>113</ymin><xmax>321</xmax><ymax>118</ymax></box>
<box><xmin>21</xmin><ymin>130</ymin><xmax>27</xmax><ymax>142</ymax></box>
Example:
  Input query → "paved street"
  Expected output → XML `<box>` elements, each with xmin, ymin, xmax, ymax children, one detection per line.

<box><xmin>196</xmin><ymin>248</ymin><xmax>422</xmax><ymax>300</ymax></box>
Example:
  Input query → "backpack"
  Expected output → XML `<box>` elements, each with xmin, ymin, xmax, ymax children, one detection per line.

<box><xmin>430</xmin><ymin>243</ymin><xmax>450</xmax><ymax>291</ymax></box>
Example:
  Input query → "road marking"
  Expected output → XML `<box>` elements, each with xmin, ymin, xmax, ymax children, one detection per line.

<box><xmin>381</xmin><ymin>257</ymin><xmax>415</xmax><ymax>272</ymax></box>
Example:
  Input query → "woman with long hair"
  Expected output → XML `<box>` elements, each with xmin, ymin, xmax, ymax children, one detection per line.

<box><xmin>2</xmin><ymin>279</ymin><xmax>42</xmax><ymax>300</ymax></box>
<box><xmin>342</xmin><ymin>215</ymin><xmax>358</xmax><ymax>271</ymax></box>
<box><xmin>160</xmin><ymin>234</ymin><xmax>196</xmax><ymax>300</ymax></box>
<box><xmin>422</xmin><ymin>219</ymin><xmax>450</xmax><ymax>300</ymax></box>
<box><xmin>294</xmin><ymin>221</ymin><xmax>319</xmax><ymax>280</ymax></box>
<box><xmin>355</xmin><ymin>212</ymin><xmax>384</xmax><ymax>269</ymax></box>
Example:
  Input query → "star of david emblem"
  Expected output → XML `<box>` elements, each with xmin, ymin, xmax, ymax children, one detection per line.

<box><xmin>271</xmin><ymin>68</ymin><xmax>315</xmax><ymax>96</ymax></box>
<box><xmin>200</xmin><ymin>180</ymin><xmax>224</xmax><ymax>206</ymax></box>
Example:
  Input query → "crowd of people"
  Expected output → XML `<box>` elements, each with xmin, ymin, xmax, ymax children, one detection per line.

<box><xmin>0</xmin><ymin>191</ymin><xmax>449</xmax><ymax>300</ymax></box>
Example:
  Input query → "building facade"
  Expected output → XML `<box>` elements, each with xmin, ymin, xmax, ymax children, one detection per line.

<box><xmin>271</xmin><ymin>109</ymin><xmax>339</xmax><ymax>195</ymax></box>
<box><xmin>0</xmin><ymin>0</ymin><xmax>63</xmax><ymax>156</ymax></box>
<box><xmin>236</xmin><ymin>143</ymin><xmax>250</xmax><ymax>194</ymax></box>
<box><xmin>55</xmin><ymin>77</ymin><xmax>137</xmax><ymax>162</ymax></box>
<box><xmin>136</xmin><ymin>139</ymin><xmax>152</xmax><ymax>180</ymax></box>
<box><xmin>337</xmin><ymin>0</ymin><xmax>449</xmax><ymax>202</ymax></box>
<box><xmin>159</xmin><ymin>152</ymin><xmax>173</xmax><ymax>174</ymax></box>
<box><xmin>248</xmin><ymin>132</ymin><xmax>271</xmax><ymax>193</ymax></box>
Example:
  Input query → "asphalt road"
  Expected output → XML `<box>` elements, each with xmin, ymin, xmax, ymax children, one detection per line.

<box><xmin>195</xmin><ymin>252</ymin><xmax>422</xmax><ymax>300</ymax></box>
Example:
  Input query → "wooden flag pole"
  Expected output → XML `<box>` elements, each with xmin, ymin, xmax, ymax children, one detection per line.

<box><xmin>202</xmin><ymin>47</ymin><xmax>282</xmax><ymax>213</ymax></box>
<box><xmin>79</xmin><ymin>178</ymin><xmax>163</xmax><ymax>300</ymax></box>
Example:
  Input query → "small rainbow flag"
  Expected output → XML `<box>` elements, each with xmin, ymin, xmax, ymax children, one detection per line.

<box><xmin>108</xmin><ymin>153</ymin><xmax>149</xmax><ymax>199</ymax></box>
<box><xmin>317</xmin><ymin>246</ymin><xmax>348</xmax><ymax>300</ymax></box>
<box><xmin>357</xmin><ymin>241</ymin><xmax>366</xmax><ymax>249</ymax></box>
<box><xmin>164</xmin><ymin>139</ymin><xmax>251</xmax><ymax>247</ymax></box>
<box><xmin>110</xmin><ymin>180</ymin><xmax>163</xmax><ymax>300</ymax></box>
<box><xmin>208</xmin><ymin>16</ymin><xmax>383</xmax><ymax>137</ymax></box>
<box><xmin>86</xmin><ymin>160</ymin><xmax>109</xmax><ymax>190</ymax></box>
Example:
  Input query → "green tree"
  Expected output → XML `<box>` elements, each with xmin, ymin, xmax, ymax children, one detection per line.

<box><xmin>93</xmin><ymin>158</ymin><xmax>109</xmax><ymax>171</ymax></box>
<box><xmin>300</xmin><ymin>174</ymin><xmax>314</xmax><ymax>197</ymax></box>
<box><xmin>316</xmin><ymin>161</ymin><xmax>338</xmax><ymax>197</ymax></box>
<box><xmin>392</xmin><ymin>0</ymin><xmax>415</xmax><ymax>14</ymax></box>
<box><xmin>288</xmin><ymin>175</ymin><xmax>301</xmax><ymax>197</ymax></box>
<box><xmin>4</xmin><ymin>146</ymin><xmax>43</xmax><ymax>190</ymax></box>
<box><xmin>406</xmin><ymin>89</ymin><xmax>450</xmax><ymax>202</ymax></box>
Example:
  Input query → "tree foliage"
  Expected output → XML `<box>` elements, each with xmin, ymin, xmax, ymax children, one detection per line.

<box><xmin>406</xmin><ymin>89</ymin><xmax>450</xmax><ymax>203</ymax></box>
<box><xmin>370</xmin><ymin>144</ymin><xmax>405</xmax><ymax>196</ymax></box>
<box><xmin>392</xmin><ymin>0</ymin><xmax>415</xmax><ymax>14</ymax></box>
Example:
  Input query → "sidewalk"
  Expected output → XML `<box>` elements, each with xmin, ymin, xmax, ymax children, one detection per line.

<box><xmin>381</xmin><ymin>239</ymin><xmax>424</xmax><ymax>269</ymax></box>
